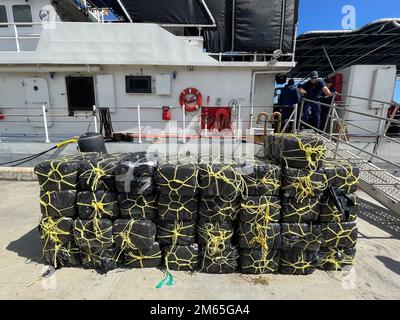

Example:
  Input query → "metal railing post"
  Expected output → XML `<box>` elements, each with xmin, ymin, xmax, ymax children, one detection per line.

<box><xmin>13</xmin><ymin>23</ymin><xmax>20</xmax><ymax>52</ymax></box>
<box><xmin>333</xmin><ymin>109</ymin><xmax>349</xmax><ymax>159</ymax></box>
<box><xmin>182</xmin><ymin>105</ymin><xmax>186</xmax><ymax>144</ymax></box>
<box><xmin>297</xmin><ymin>100</ymin><xmax>305</xmax><ymax>132</ymax></box>
<box><xmin>93</xmin><ymin>105</ymin><xmax>98</xmax><ymax>133</ymax></box>
<box><xmin>42</xmin><ymin>105</ymin><xmax>50</xmax><ymax>143</ymax></box>
<box><xmin>137</xmin><ymin>105</ymin><xmax>142</xmax><ymax>144</ymax></box>
<box><xmin>237</xmin><ymin>104</ymin><xmax>241</xmax><ymax>140</ymax></box>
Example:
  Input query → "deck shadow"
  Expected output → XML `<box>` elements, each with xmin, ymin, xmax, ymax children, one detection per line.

<box><xmin>376</xmin><ymin>256</ymin><xmax>400</xmax><ymax>276</ymax></box>
<box><xmin>357</xmin><ymin>198</ymin><xmax>400</xmax><ymax>239</ymax></box>
<box><xmin>6</xmin><ymin>227</ymin><xmax>43</xmax><ymax>264</ymax></box>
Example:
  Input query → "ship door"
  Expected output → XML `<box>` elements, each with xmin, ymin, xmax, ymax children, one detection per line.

<box><xmin>23</xmin><ymin>77</ymin><xmax>52</xmax><ymax>128</ymax></box>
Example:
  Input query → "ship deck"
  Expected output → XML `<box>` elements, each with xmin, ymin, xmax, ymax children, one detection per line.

<box><xmin>0</xmin><ymin>181</ymin><xmax>399</xmax><ymax>300</ymax></box>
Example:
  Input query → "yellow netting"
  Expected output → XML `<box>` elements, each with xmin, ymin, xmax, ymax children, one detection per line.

<box><xmin>157</xmin><ymin>220</ymin><xmax>196</xmax><ymax>246</ymax></box>
<box><xmin>282</xmin><ymin>168</ymin><xmax>328</xmax><ymax>202</ymax></box>
<box><xmin>39</xmin><ymin>217</ymin><xmax>74</xmax><ymax>268</ymax></box>
<box><xmin>265</xmin><ymin>133</ymin><xmax>326</xmax><ymax>171</ymax></box>
<box><xmin>321</xmin><ymin>222</ymin><xmax>358</xmax><ymax>248</ymax></box>
<box><xmin>197</xmin><ymin>221</ymin><xmax>234</xmax><ymax>256</ymax></box>
<box><xmin>240</xmin><ymin>249</ymin><xmax>280</xmax><ymax>274</ymax></box>
<box><xmin>158</xmin><ymin>194</ymin><xmax>198</xmax><ymax>221</ymax></box>
<box><xmin>155</xmin><ymin>163</ymin><xmax>198</xmax><ymax>196</ymax></box>
<box><xmin>281</xmin><ymin>197</ymin><xmax>320</xmax><ymax>223</ymax></box>
<box><xmin>200</xmin><ymin>245</ymin><xmax>239</xmax><ymax>273</ymax></box>
<box><xmin>73</xmin><ymin>218</ymin><xmax>114</xmax><ymax>255</ymax></box>
<box><xmin>40</xmin><ymin>191</ymin><xmax>76</xmax><ymax>218</ymax></box>
<box><xmin>319</xmin><ymin>195</ymin><xmax>357</xmax><ymax>223</ymax></box>
<box><xmin>323</xmin><ymin>160</ymin><xmax>360</xmax><ymax>193</ymax></box>
<box><xmin>124</xmin><ymin>245</ymin><xmax>162</xmax><ymax>268</ymax></box>
<box><xmin>113</xmin><ymin>219</ymin><xmax>156</xmax><ymax>261</ymax></box>
<box><xmin>198</xmin><ymin>157</ymin><xmax>245</xmax><ymax>199</ymax></box>
<box><xmin>80</xmin><ymin>156</ymin><xmax>120</xmax><ymax>191</ymax></box>
<box><xmin>35</xmin><ymin>159</ymin><xmax>80</xmax><ymax>191</ymax></box>
<box><xmin>318</xmin><ymin>247</ymin><xmax>356</xmax><ymax>271</ymax></box>
<box><xmin>239</xmin><ymin>196</ymin><xmax>281</xmax><ymax>224</ymax></box>
<box><xmin>42</xmin><ymin>241</ymin><xmax>80</xmax><ymax>267</ymax></box>
<box><xmin>118</xmin><ymin>194</ymin><xmax>158</xmax><ymax>220</ymax></box>
<box><xmin>77</xmin><ymin>191</ymin><xmax>118</xmax><ymax>220</ymax></box>
<box><xmin>199</xmin><ymin>196</ymin><xmax>240</xmax><ymax>221</ymax></box>
<box><xmin>164</xmin><ymin>244</ymin><xmax>200</xmax><ymax>271</ymax></box>
<box><xmin>279</xmin><ymin>250</ymin><xmax>317</xmax><ymax>275</ymax></box>
<box><xmin>280</xmin><ymin>223</ymin><xmax>322</xmax><ymax>252</ymax></box>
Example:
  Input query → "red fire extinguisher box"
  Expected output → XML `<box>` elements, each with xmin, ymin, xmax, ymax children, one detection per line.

<box><xmin>162</xmin><ymin>106</ymin><xmax>171</xmax><ymax>121</ymax></box>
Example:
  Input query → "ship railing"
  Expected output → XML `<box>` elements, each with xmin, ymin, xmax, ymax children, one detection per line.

<box><xmin>0</xmin><ymin>22</ymin><xmax>44</xmax><ymax>52</ymax></box>
<box><xmin>281</xmin><ymin>93</ymin><xmax>400</xmax><ymax>213</ymax></box>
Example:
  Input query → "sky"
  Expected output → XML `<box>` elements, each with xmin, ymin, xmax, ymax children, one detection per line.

<box><xmin>298</xmin><ymin>0</ymin><xmax>400</xmax><ymax>102</ymax></box>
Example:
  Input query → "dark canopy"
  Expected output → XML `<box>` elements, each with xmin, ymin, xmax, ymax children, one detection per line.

<box><xmin>290</xmin><ymin>19</ymin><xmax>400</xmax><ymax>78</ymax></box>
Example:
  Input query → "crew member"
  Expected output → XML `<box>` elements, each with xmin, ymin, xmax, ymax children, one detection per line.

<box><xmin>298</xmin><ymin>71</ymin><xmax>333</xmax><ymax>129</ymax></box>
<box><xmin>279</xmin><ymin>79</ymin><xmax>300</xmax><ymax>130</ymax></box>
<box><xmin>320</xmin><ymin>78</ymin><xmax>336</xmax><ymax>132</ymax></box>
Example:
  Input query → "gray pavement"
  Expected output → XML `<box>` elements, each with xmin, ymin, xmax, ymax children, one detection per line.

<box><xmin>0</xmin><ymin>181</ymin><xmax>399</xmax><ymax>300</ymax></box>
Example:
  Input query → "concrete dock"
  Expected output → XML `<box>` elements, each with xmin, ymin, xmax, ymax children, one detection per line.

<box><xmin>0</xmin><ymin>181</ymin><xmax>399</xmax><ymax>300</ymax></box>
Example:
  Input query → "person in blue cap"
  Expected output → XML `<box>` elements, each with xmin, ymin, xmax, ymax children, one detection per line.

<box><xmin>298</xmin><ymin>71</ymin><xmax>333</xmax><ymax>129</ymax></box>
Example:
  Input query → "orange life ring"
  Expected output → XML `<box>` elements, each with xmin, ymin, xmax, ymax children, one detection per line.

<box><xmin>179</xmin><ymin>87</ymin><xmax>203</xmax><ymax>113</ymax></box>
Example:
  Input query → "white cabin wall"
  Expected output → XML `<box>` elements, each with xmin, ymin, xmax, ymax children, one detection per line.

<box><xmin>0</xmin><ymin>66</ymin><xmax>277</xmax><ymax>139</ymax></box>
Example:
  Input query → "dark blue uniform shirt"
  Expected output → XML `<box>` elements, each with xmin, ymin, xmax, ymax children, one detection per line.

<box><xmin>298</xmin><ymin>79</ymin><xmax>326</xmax><ymax>101</ymax></box>
<box><xmin>279</xmin><ymin>85</ymin><xmax>300</xmax><ymax>106</ymax></box>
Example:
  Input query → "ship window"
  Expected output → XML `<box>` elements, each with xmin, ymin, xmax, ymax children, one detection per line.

<box><xmin>0</xmin><ymin>6</ymin><xmax>7</xmax><ymax>28</ymax></box>
<box><xmin>66</xmin><ymin>77</ymin><xmax>96</xmax><ymax>112</ymax></box>
<box><xmin>126</xmin><ymin>76</ymin><xmax>152</xmax><ymax>93</ymax></box>
<box><xmin>12</xmin><ymin>5</ymin><xmax>33</xmax><ymax>27</ymax></box>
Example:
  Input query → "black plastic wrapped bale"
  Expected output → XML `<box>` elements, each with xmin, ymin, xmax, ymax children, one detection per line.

<box><xmin>118</xmin><ymin>193</ymin><xmax>158</xmax><ymax>220</ymax></box>
<box><xmin>321</xmin><ymin>222</ymin><xmax>358</xmax><ymax>249</ymax></box>
<box><xmin>164</xmin><ymin>244</ymin><xmax>200</xmax><ymax>271</ymax></box>
<box><xmin>158</xmin><ymin>194</ymin><xmax>198</xmax><ymax>221</ymax></box>
<box><xmin>239</xmin><ymin>196</ymin><xmax>281</xmax><ymax>224</ymax></box>
<box><xmin>157</xmin><ymin>220</ymin><xmax>196</xmax><ymax>246</ymax></box>
<box><xmin>318</xmin><ymin>247</ymin><xmax>356</xmax><ymax>271</ymax></box>
<box><xmin>282</xmin><ymin>167</ymin><xmax>327</xmax><ymax>201</ymax></box>
<box><xmin>279</xmin><ymin>249</ymin><xmax>318</xmax><ymax>275</ymax></box>
<box><xmin>323</xmin><ymin>160</ymin><xmax>360</xmax><ymax>194</ymax></box>
<box><xmin>79</xmin><ymin>155</ymin><xmax>121</xmax><ymax>191</ymax></box>
<box><xmin>198</xmin><ymin>163</ymin><xmax>244</xmax><ymax>199</ymax></box>
<box><xmin>80</xmin><ymin>247</ymin><xmax>118</xmax><ymax>272</ymax></box>
<box><xmin>114</xmin><ymin>153</ymin><xmax>158</xmax><ymax>195</ymax></box>
<box><xmin>281</xmin><ymin>197</ymin><xmax>320</xmax><ymax>223</ymax></box>
<box><xmin>40</xmin><ymin>190</ymin><xmax>77</xmax><ymax>218</ymax></box>
<box><xmin>264</xmin><ymin>134</ymin><xmax>326</xmax><ymax>170</ymax></box>
<box><xmin>35</xmin><ymin>159</ymin><xmax>80</xmax><ymax>191</ymax></box>
<box><xmin>77</xmin><ymin>191</ymin><xmax>118</xmax><ymax>220</ymax></box>
<box><xmin>113</xmin><ymin>219</ymin><xmax>157</xmax><ymax>250</ymax></box>
<box><xmin>197</xmin><ymin>220</ymin><xmax>234</xmax><ymax>249</ymax></box>
<box><xmin>320</xmin><ymin>194</ymin><xmax>358</xmax><ymax>223</ymax></box>
<box><xmin>43</xmin><ymin>241</ymin><xmax>81</xmax><ymax>268</ymax></box>
<box><xmin>280</xmin><ymin>223</ymin><xmax>322</xmax><ymax>252</ymax></box>
<box><xmin>73</xmin><ymin>218</ymin><xmax>114</xmax><ymax>250</ymax></box>
<box><xmin>199</xmin><ymin>196</ymin><xmax>240</xmax><ymax>222</ymax></box>
<box><xmin>238</xmin><ymin>160</ymin><xmax>281</xmax><ymax>196</ymax></box>
<box><xmin>155</xmin><ymin>163</ymin><xmax>198</xmax><ymax>196</ymax></box>
<box><xmin>39</xmin><ymin>216</ymin><xmax>75</xmax><ymax>245</ymax></box>
<box><xmin>124</xmin><ymin>242</ymin><xmax>162</xmax><ymax>268</ymax></box>
<box><xmin>240</xmin><ymin>248</ymin><xmax>280</xmax><ymax>274</ymax></box>
<box><xmin>200</xmin><ymin>244</ymin><xmax>239</xmax><ymax>274</ymax></box>
<box><xmin>238</xmin><ymin>222</ymin><xmax>281</xmax><ymax>249</ymax></box>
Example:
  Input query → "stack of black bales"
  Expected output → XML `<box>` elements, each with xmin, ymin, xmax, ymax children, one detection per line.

<box><xmin>74</xmin><ymin>153</ymin><xmax>126</xmax><ymax>271</ymax></box>
<box><xmin>36</xmin><ymin>157</ymin><xmax>81</xmax><ymax>268</ymax></box>
<box><xmin>237</xmin><ymin>158</ymin><xmax>282</xmax><ymax>274</ymax></box>
<box><xmin>154</xmin><ymin>157</ymin><xmax>199</xmax><ymax>272</ymax></box>
<box><xmin>196</xmin><ymin>158</ymin><xmax>241</xmax><ymax>273</ymax></box>
<box><xmin>318</xmin><ymin>160</ymin><xmax>360</xmax><ymax>271</ymax></box>
<box><xmin>265</xmin><ymin>134</ymin><xmax>327</xmax><ymax>275</ymax></box>
<box><xmin>113</xmin><ymin>152</ymin><xmax>160</xmax><ymax>269</ymax></box>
